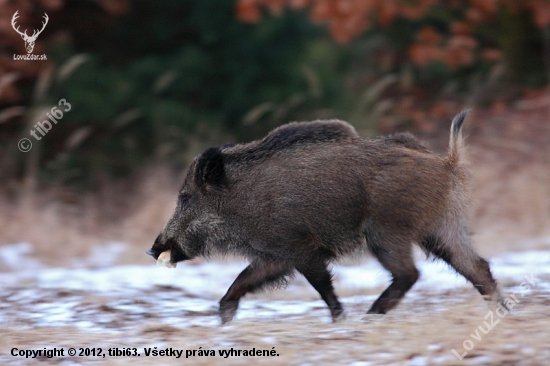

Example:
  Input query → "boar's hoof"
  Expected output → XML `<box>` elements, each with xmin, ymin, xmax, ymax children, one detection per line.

<box><xmin>485</xmin><ymin>289</ymin><xmax>508</xmax><ymax>312</ymax></box>
<box><xmin>219</xmin><ymin>300</ymin><xmax>239</xmax><ymax>325</ymax></box>
<box><xmin>331</xmin><ymin>308</ymin><xmax>346</xmax><ymax>322</ymax></box>
<box><xmin>360</xmin><ymin>314</ymin><xmax>385</xmax><ymax>323</ymax></box>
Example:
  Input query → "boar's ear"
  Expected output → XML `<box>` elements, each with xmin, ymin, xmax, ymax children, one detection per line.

<box><xmin>195</xmin><ymin>147</ymin><xmax>228</xmax><ymax>194</ymax></box>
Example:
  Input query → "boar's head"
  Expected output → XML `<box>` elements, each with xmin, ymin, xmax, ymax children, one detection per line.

<box><xmin>146</xmin><ymin>146</ymin><xmax>228</xmax><ymax>264</ymax></box>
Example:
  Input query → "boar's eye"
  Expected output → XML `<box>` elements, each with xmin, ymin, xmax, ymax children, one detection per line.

<box><xmin>178</xmin><ymin>193</ymin><xmax>191</xmax><ymax>210</ymax></box>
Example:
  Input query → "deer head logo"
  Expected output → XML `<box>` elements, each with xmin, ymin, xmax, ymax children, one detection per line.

<box><xmin>11</xmin><ymin>11</ymin><xmax>49</xmax><ymax>54</ymax></box>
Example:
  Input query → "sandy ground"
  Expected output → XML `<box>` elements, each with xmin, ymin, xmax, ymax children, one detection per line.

<box><xmin>4</xmin><ymin>298</ymin><xmax>550</xmax><ymax>366</ymax></box>
<box><xmin>1</xmin><ymin>240</ymin><xmax>549</xmax><ymax>366</ymax></box>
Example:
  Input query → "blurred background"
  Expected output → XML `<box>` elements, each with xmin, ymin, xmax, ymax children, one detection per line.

<box><xmin>0</xmin><ymin>0</ymin><xmax>549</xmax><ymax>267</ymax></box>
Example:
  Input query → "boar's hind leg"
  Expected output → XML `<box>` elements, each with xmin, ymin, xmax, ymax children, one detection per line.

<box><xmin>295</xmin><ymin>258</ymin><xmax>344</xmax><ymax>322</ymax></box>
<box><xmin>367</xmin><ymin>244</ymin><xmax>420</xmax><ymax>314</ymax></box>
<box><xmin>219</xmin><ymin>261</ymin><xmax>292</xmax><ymax>324</ymax></box>
<box><xmin>420</xmin><ymin>235</ymin><xmax>503</xmax><ymax>305</ymax></box>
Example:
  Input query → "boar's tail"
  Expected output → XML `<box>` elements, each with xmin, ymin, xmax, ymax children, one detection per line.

<box><xmin>447</xmin><ymin>110</ymin><xmax>469</xmax><ymax>166</ymax></box>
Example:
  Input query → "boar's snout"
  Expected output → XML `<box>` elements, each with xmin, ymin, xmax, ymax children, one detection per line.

<box><xmin>146</xmin><ymin>234</ymin><xmax>170</xmax><ymax>260</ymax></box>
<box><xmin>145</xmin><ymin>248</ymin><xmax>156</xmax><ymax>258</ymax></box>
<box><xmin>146</xmin><ymin>234</ymin><xmax>191</xmax><ymax>263</ymax></box>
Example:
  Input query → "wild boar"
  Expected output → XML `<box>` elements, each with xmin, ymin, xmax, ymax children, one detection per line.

<box><xmin>147</xmin><ymin>112</ymin><xmax>504</xmax><ymax>324</ymax></box>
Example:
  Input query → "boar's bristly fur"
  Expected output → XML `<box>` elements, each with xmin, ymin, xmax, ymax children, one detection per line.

<box><xmin>148</xmin><ymin>114</ymin><xmax>504</xmax><ymax>324</ymax></box>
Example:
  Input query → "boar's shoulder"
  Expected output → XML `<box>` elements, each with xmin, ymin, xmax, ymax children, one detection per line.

<box><xmin>188</xmin><ymin>120</ymin><xmax>359</xmax><ymax>192</ymax></box>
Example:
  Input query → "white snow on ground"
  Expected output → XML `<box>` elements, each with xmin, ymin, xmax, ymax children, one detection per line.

<box><xmin>0</xmin><ymin>239</ymin><xmax>549</xmax><ymax>332</ymax></box>
<box><xmin>0</xmin><ymin>242</ymin><xmax>43</xmax><ymax>270</ymax></box>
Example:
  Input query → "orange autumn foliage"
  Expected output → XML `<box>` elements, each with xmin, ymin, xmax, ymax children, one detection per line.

<box><xmin>237</xmin><ymin>0</ymin><xmax>550</xmax><ymax>68</ymax></box>
<box><xmin>237</xmin><ymin>0</ymin><xmax>440</xmax><ymax>42</ymax></box>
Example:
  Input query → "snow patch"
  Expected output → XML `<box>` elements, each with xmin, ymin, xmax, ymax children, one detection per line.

<box><xmin>0</xmin><ymin>243</ymin><xmax>549</xmax><ymax>333</ymax></box>
<box><xmin>0</xmin><ymin>242</ymin><xmax>42</xmax><ymax>270</ymax></box>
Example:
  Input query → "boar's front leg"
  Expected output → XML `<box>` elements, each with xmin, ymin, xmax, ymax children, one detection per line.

<box><xmin>295</xmin><ymin>259</ymin><xmax>344</xmax><ymax>322</ymax></box>
<box><xmin>219</xmin><ymin>260</ymin><xmax>292</xmax><ymax>324</ymax></box>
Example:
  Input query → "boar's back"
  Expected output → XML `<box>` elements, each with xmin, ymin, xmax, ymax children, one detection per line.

<box><xmin>226</xmin><ymin>120</ymin><xmax>358</xmax><ymax>163</ymax></box>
